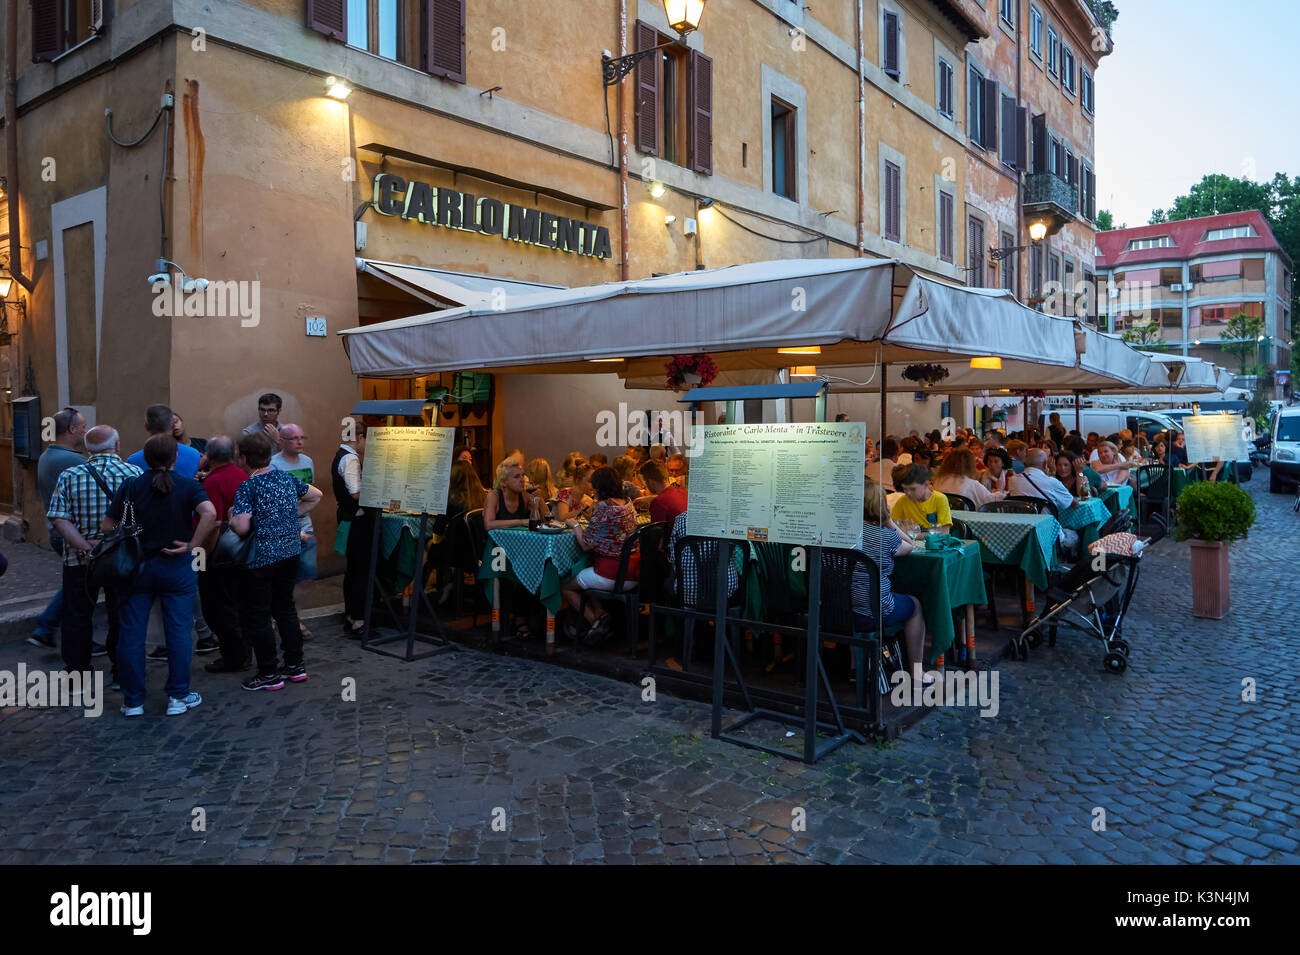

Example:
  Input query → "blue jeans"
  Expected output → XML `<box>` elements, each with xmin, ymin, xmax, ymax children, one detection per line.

<box><xmin>117</xmin><ymin>554</ymin><xmax>198</xmax><ymax>707</ymax></box>
<box><xmin>35</xmin><ymin>538</ymin><xmax>65</xmax><ymax>637</ymax></box>
<box><xmin>298</xmin><ymin>533</ymin><xmax>317</xmax><ymax>581</ymax></box>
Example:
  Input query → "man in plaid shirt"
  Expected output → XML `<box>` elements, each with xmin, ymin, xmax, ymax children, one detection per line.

<box><xmin>46</xmin><ymin>425</ymin><xmax>142</xmax><ymax>677</ymax></box>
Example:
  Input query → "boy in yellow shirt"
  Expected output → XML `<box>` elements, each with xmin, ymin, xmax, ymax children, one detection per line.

<box><xmin>890</xmin><ymin>464</ymin><xmax>952</xmax><ymax>534</ymax></box>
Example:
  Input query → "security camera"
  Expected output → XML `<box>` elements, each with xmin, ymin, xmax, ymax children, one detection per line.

<box><xmin>182</xmin><ymin>277</ymin><xmax>210</xmax><ymax>293</ymax></box>
<box><xmin>148</xmin><ymin>272</ymin><xmax>171</xmax><ymax>286</ymax></box>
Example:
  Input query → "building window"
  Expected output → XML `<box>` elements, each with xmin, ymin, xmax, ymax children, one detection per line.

<box><xmin>939</xmin><ymin>192</ymin><xmax>954</xmax><ymax>263</ymax></box>
<box><xmin>937</xmin><ymin>59</ymin><xmax>954</xmax><ymax>118</ymax></box>
<box><xmin>1082</xmin><ymin>269</ymin><xmax>1096</xmax><ymax>321</ymax></box>
<box><xmin>882</xmin><ymin>9</ymin><xmax>901</xmax><ymax>79</ymax></box>
<box><xmin>308</xmin><ymin>0</ymin><xmax>455</xmax><ymax>76</ymax></box>
<box><xmin>1029</xmin><ymin>6</ymin><xmax>1042</xmax><ymax>57</ymax></box>
<box><xmin>1000</xmin><ymin>93</ymin><xmax>1018</xmax><ymax>167</ymax></box>
<box><xmin>1030</xmin><ymin>244</ymin><xmax>1043</xmax><ymax>297</ymax></box>
<box><xmin>967</xmin><ymin>217</ymin><xmax>986</xmax><ymax>288</ymax></box>
<box><xmin>883</xmin><ymin>161</ymin><xmax>902</xmax><ymax>243</ymax></box>
<box><xmin>772</xmin><ymin>97</ymin><xmax>797</xmax><ymax>200</ymax></box>
<box><xmin>1049</xmin><ymin>253</ymin><xmax>1061</xmax><ymax>286</ymax></box>
<box><xmin>1080</xmin><ymin>69</ymin><xmax>1094</xmax><ymax>113</ymax></box>
<box><xmin>1202</xmin><ymin>303</ymin><xmax>1263</xmax><ymax>324</ymax></box>
<box><xmin>32</xmin><ymin>0</ymin><xmax>106</xmax><ymax>60</ymax></box>
<box><xmin>1204</xmin><ymin>225</ymin><xmax>1257</xmax><ymax>241</ymax></box>
<box><xmin>1124</xmin><ymin>235</ymin><xmax>1174</xmax><ymax>251</ymax></box>
<box><xmin>1061</xmin><ymin>46</ymin><xmax>1076</xmax><ymax>93</ymax></box>
<box><xmin>633</xmin><ymin>21</ymin><xmax>713</xmax><ymax>175</ymax></box>
<box><xmin>1000</xmin><ymin>232</ymin><xmax>1016</xmax><ymax>292</ymax></box>
<box><xmin>999</xmin><ymin>0</ymin><xmax>1015</xmax><ymax>27</ymax></box>
<box><xmin>1046</xmin><ymin>26</ymin><xmax>1058</xmax><ymax>75</ymax></box>
<box><xmin>968</xmin><ymin>66</ymin><xmax>995</xmax><ymax>151</ymax></box>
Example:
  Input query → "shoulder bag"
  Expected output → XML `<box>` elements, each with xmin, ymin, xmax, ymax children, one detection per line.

<box><xmin>85</xmin><ymin>467</ymin><xmax>143</xmax><ymax>590</ymax></box>
<box><xmin>211</xmin><ymin>479</ymin><xmax>259</xmax><ymax>569</ymax></box>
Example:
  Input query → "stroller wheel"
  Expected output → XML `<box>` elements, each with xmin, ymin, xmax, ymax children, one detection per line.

<box><xmin>1110</xmin><ymin>639</ymin><xmax>1130</xmax><ymax>657</ymax></box>
<box><xmin>1103</xmin><ymin>651</ymin><xmax>1127</xmax><ymax>674</ymax></box>
<box><xmin>1026</xmin><ymin>630</ymin><xmax>1043</xmax><ymax>649</ymax></box>
<box><xmin>1016</xmin><ymin>639</ymin><xmax>1029</xmax><ymax>661</ymax></box>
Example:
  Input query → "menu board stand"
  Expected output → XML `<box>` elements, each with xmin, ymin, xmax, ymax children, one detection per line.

<box><xmin>361</xmin><ymin>511</ymin><xmax>456</xmax><ymax>663</ymax></box>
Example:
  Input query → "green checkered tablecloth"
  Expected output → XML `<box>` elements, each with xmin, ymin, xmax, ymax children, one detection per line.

<box><xmin>380</xmin><ymin>513</ymin><xmax>430</xmax><ymax>588</ymax></box>
<box><xmin>955</xmin><ymin>511</ymin><xmax>1060</xmax><ymax>590</ymax></box>
<box><xmin>1057</xmin><ymin>497</ymin><xmax>1110</xmax><ymax>548</ymax></box>
<box><xmin>1100</xmin><ymin>484</ymin><xmax>1136</xmax><ymax>521</ymax></box>
<box><xmin>477</xmin><ymin>527</ymin><xmax>589</xmax><ymax>613</ymax></box>
<box><xmin>892</xmin><ymin>541</ymin><xmax>987</xmax><ymax>664</ymax></box>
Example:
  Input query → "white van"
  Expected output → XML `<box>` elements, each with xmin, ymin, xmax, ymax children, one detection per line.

<box><xmin>1041</xmin><ymin>408</ymin><xmax>1182</xmax><ymax>443</ymax></box>
<box><xmin>1269</xmin><ymin>406</ymin><xmax>1300</xmax><ymax>493</ymax></box>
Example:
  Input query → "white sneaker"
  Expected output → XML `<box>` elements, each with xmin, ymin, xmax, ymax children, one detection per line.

<box><xmin>166</xmin><ymin>692</ymin><xmax>202</xmax><ymax>715</ymax></box>
<box><xmin>121</xmin><ymin>704</ymin><xmax>144</xmax><ymax>717</ymax></box>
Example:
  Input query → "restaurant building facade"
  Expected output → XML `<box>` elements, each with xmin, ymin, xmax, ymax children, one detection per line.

<box><xmin>2</xmin><ymin>0</ymin><xmax>1110</xmax><ymax>552</ymax></box>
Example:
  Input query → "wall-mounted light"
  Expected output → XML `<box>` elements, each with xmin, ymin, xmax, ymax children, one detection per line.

<box><xmin>664</xmin><ymin>215</ymin><xmax>677</xmax><ymax>226</ymax></box>
<box><xmin>588</xmin><ymin>358</ymin><xmax>625</xmax><ymax>363</ymax></box>
<box><xmin>325</xmin><ymin>76</ymin><xmax>352</xmax><ymax>100</ymax></box>
<box><xmin>969</xmin><ymin>356</ymin><xmax>1002</xmax><ymax>370</ymax></box>
<box><xmin>604</xmin><ymin>2</ymin><xmax>708</xmax><ymax>85</ymax></box>
<box><xmin>648</xmin><ymin>182</ymin><xmax>666</xmax><ymax>199</ymax></box>
<box><xmin>789</xmin><ymin>365</ymin><xmax>818</xmax><ymax>377</ymax></box>
<box><xmin>778</xmin><ymin>346</ymin><xmax>822</xmax><ymax>355</ymax></box>
<box><xmin>0</xmin><ymin>275</ymin><xmax>12</xmax><ymax>298</ymax></box>
<box><xmin>1028</xmin><ymin>221</ymin><xmax>1048</xmax><ymax>242</ymax></box>
<box><xmin>664</xmin><ymin>0</ymin><xmax>707</xmax><ymax>37</ymax></box>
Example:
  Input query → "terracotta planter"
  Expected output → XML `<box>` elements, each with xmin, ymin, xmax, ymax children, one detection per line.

<box><xmin>1189</xmin><ymin>539</ymin><xmax>1230</xmax><ymax>619</ymax></box>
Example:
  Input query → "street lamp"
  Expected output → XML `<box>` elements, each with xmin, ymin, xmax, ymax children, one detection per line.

<box><xmin>602</xmin><ymin>1</ymin><xmax>707</xmax><ymax>85</ymax></box>
<box><xmin>987</xmin><ymin>219</ymin><xmax>1048</xmax><ymax>261</ymax></box>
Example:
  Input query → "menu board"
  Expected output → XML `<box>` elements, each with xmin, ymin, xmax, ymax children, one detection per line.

<box><xmin>686</xmin><ymin>423</ymin><xmax>867</xmax><ymax>548</ymax></box>
<box><xmin>1182</xmin><ymin>414</ymin><xmax>1249</xmax><ymax>465</ymax></box>
<box><xmin>358</xmin><ymin>427</ymin><xmax>455</xmax><ymax>514</ymax></box>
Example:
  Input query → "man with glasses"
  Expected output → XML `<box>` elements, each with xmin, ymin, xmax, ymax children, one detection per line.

<box><xmin>242</xmin><ymin>392</ymin><xmax>283</xmax><ymax>453</ymax></box>
<box><xmin>666</xmin><ymin>453</ymin><xmax>688</xmax><ymax>489</ymax></box>
<box><xmin>29</xmin><ymin>408</ymin><xmax>89</xmax><ymax>651</ymax></box>
<box><xmin>272</xmin><ymin>423</ymin><xmax>317</xmax><ymax>639</ymax></box>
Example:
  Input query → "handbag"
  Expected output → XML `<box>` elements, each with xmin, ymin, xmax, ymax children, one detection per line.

<box><xmin>210</xmin><ymin>482</ymin><xmax>258</xmax><ymax>569</ymax></box>
<box><xmin>85</xmin><ymin>468</ymin><xmax>143</xmax><ymax>590</ymax></box>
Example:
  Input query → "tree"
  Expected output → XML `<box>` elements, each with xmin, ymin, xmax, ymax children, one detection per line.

<box><xmin>1121</xmin><ymin>319</ymin><xmax>1168</xmax><ymax>349</ymax></box>
<box><xmin>1221</xmin><ymin>311</ymin><xmax>1265</xmax><ymax>373</ymax></box>
<box><xmin>1095</xmin><ymin>209</ymin><xmax>1115</xmax><ymax>231</ymax></box>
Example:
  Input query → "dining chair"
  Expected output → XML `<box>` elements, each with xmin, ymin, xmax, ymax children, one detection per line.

<box><xmin>578</xmin><ymin>527</ymin><xmax>643</xmax><ymax>648</ymax></box>
<box><xmin>945</xmin><ymin>493</ymin><xmax>976</xmax><ymax>512</ymax></box>
<box><xmin>653</xmin><ymin>536</ymin><xmax>745</xmax><ymax>672</ymax></box>
<box><xmin>978</xmin><ymin>499</ymin><xmax>1040</xmax><ymax>515</ymax></box>
<box><xmin>1005</xmin><ymin>494</ymin><xmax>1058</xmax><ymax>518</ymax></box>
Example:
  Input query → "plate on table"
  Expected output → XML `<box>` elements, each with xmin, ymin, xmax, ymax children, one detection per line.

<box><xmin>534</xmin><ymin>522</ymin><xmax>569</xmax><ymax>534</ymax></box>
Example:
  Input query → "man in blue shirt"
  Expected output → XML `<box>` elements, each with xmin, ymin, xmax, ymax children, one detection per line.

<box><xmin>127</xmin><ymin>404</ymin><xmax>201</xmax><ymax>478</ymax></box>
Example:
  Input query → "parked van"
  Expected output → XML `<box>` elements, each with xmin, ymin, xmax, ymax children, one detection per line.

<box><xmin>1040</xmin><ymin>407</ymin><xmax>1182</xmax><ymax>444</ymax></box>
<box><xmin>1269</xmin><ymin>406</ymin><xmax>1300</xmax><ymax>493</ymax></box>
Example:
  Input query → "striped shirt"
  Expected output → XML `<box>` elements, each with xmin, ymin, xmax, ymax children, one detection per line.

<box><xmin>46</xmin><ymin>454</ymin><xmax>144</xmax><ymax>567</ymax></box>
<box><xmin>852</xmin><ymin>521</ymin><xmax>902</xmax><ymax>621</ymax></box>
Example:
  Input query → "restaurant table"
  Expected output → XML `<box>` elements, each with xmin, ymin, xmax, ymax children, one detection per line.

<box><xmin>1057</xmin><ymin>496</ymin><xmax>1110</xmax><ymax>549</ymax></box>
<box><xmin>892</xmin><ymin>540</ymin><xmax>987</xmax><ymax>667</ymax></box>
<box><xmin>380</xmin><ymin>513</ymin><xmax>426</xmax><ymax>588</ymax></box>
<box><xmin>955</xmin><ymin>511</ymin><xmax>1061</xmax><ymax>626</ymax></box>
<box><xmin>1099</xmin><ymin>484</ymin><xmax>1136</xmax><ymax>522</ymax></box>
<box><xmin>476</xmin><ymin>527</ymin><xmax>589</xmax><ymax>654</ymax></box>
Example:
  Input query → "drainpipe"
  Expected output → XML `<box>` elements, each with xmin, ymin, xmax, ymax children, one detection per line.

<box><xmin>617</xmin><ymin>0</ymin><xmax>630</xmax><ymax>281</ymax></box>
<box><xmin>5</xmin><ymin>0</ymin><xmax>35</xmax><ymax>293</ymax></box>
<box><xmin>855</xmin><ymin>0</ymin><xmax>866</xmax><ymax>257</ymax></box>
<box><xmin>1014</xmin><ymin>1</ymin><xmax>1024</xmax><ymax>300</ymax></box>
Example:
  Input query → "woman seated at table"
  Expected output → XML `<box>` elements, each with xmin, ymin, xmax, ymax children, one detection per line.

<box><xmin>981</xmin><ymin>449</ymin><xmax>1012</xmax><ymax>495</ymax></box>
<box><xmin>484</xmin><ymin>460</ymin><xmax>535</xmax><ymax>530</ymax></box>
<box><xmin>493</xmin><ymin>448</ymin><xmax>526</xmax><ymax>489</ymax></box>
<box><xmin>553</xmin><ymin>463</ymin><xmax>595</xmax><ymax>521</ymax></box>
<box><xmin>1090</xmin><ymin>441</ymin><xmax>1133</xmax><ymax>488</ymax></box>
<box><xmin>559</xmin><ymin>467</ymin><xmax>638</xmax><ymax>642</ymax></box>
<box><xmin>427</xmin><ymin>459</ymin><xmax>489</xmax><ymax>595</ymax></box>
<box><xmin>1054</xmin><ymin>452</ymin><xmax>1093</xmax><ymax>499</ymax></box>
<box><xmin>612</xmin><ymin>454</ymin><xmax>644</xmax><ymax>501</ymax></box>
<box><xmin>932</xmin><ymin>446</ymin><xmax>1003</xmax><ymax>507</ymax></box>
<box><xmin>855</xmin><ymin>482</ymin><xmax>929</xmax><ymax>684</ymax></box>
<box><xmin>525</xmin><ymin>457</ymin><xmax>557</xmax><ymax>502</ymax></box>
<box><xmin>557</xmin><ymin>451</ymin><xmax>587</xmax><ymax>489</ymax></box>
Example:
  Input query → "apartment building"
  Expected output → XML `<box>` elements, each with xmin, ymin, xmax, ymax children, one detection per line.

<box><xmin>961</xmin><ymin>0</ymin><xmax>1110</xmax><ymax>309</ymax></box>
<box><xmin>1095</xmin><ymin>211</ymin><xmax>1294</xmax><ymax>382</ymax></box>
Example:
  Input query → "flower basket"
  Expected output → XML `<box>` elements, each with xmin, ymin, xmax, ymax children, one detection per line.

<box><xmin>900</xmin><ymin>363</ymin><xmax>950</xmax><ymax>387</ymax></box>
<box><xmin>664</xmin><ymin>354</ymin><xmax>719</xmax><ymax>392</ymax></box>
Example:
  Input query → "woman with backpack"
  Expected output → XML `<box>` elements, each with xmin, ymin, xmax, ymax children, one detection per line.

<box><xmin>106</xmin><ymin>434</ymin><xmax>217</xmax><ymax>717</ymax></box>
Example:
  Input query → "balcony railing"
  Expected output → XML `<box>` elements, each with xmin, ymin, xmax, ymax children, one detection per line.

<box><xmin>1024</xmin><ymin>172</ymin><xmax>1079</xmax><ymax>217</ymax></box>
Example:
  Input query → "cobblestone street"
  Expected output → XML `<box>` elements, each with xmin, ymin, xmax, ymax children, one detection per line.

<box><xmin>1</xmin><ymin>473</ymin><xmax>1296</xmax><ymax>865</ymax></box>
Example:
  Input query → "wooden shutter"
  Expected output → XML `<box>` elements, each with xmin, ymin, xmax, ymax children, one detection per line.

<box><xmin>982</xmin><ymin>77</ymin><xmax>999</xmax><ymax>152</ymax></box>
<box><xmin>968</xmin><ymin>217</ymin><xmax>985</xmax><ymax>287</ymax></box>
<box><xmin>32</xmin><ymin>0</ymin><xmax>61</xmax><ymax>61</ymax></box>
<box><xmin>1067</xmin><ymin>153</ymin><xmax>1078</xmax><ymax>191</ymax></box>
<box><xmin>634</xmin><ymin>20</ymin><xmax>659</xmax><ymax>156</ymax></box>
<box><xmin>1000</xmin><ymin>95</ymin><xmax>1015</xmax><ymax>164</ymax></box>
<box><xmin>1031</xmin><ymin>112</ymin><xmax>1046</xmax><ymax>173</ymax></box>
<box><xmin>884</xmin><ymin>162</ymin><xmax>900</xmax><ymax>242</ymax></box>
<box><xmin>883</xmin><ymin>11</ymin><xmax>899</xmax><ymax>79</ymax></box>
<box><xmin>968</xmin><ymin>70</ymin><xmax>981</xmax><ymax>143</ymax></box>
<box><xmin>1053</xmin><ymin>139</ymin><xmax>1065</xmax><ymax>178</ymax></box>
<box><xmin>1015</xmin><ymin>106</ymin><xmax>1028</xmax><ymax>171</ymax></box>
<box><xmin>306</xmin><ymin>0</ymin><xmax>346</xmax><ymax>41</ymax></box>
<box><xmin>89</xmin><ymin>0</ymin><xmax>104</xmax><ymax>32</ymax></box>
<box><xmin>427</xmin><ymin>0</ymin><xmax>467</xmax><ymax>83</ymax></box>
<box><xmin>939</xmin><ymin>192</ymin><xmax>953</xmax><ymax>263</ymax></box>
<box><xmin>687</xmin><ymin>50</ymin><xmax>713</xmax><ymax>175</ymax></box>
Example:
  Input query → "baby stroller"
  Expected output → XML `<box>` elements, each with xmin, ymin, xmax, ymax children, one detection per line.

<box><xmin>1015</xmin><ymin>512</ymin><xmax>1146</xmax><ymax>674</ymax></box>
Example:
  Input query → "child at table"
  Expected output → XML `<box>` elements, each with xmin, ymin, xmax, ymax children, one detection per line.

<box><xmin>890</xmin><ymin>464</ymin><xmax>952</xmax><ymax>536</ymax></box>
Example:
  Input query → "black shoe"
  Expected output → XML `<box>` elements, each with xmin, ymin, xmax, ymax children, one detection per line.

<box><xmin>281</xmin><ymin>663</ymin><xmax>307</xmax><ymax>683</ymax></box>
<box><xmin>205</xmin><ymin>657</ymin><xmax>251</xmax><ymax>673</ymax></box>
<box><xmin>148</xmin><ymin>646</ymin><xmax>169</xmax><ymax>662</ymax></box>
<box><xmin>195</xmin><ymin>636</ymin><xmax>220</xmax><ymax>655</ymax></box>
<box><xmin>242</xmin><ymin>672</ymin><xmax>285</xmax><ymax>691</ymax></box>
<box><xmin>91</xmin><ymin>642</ymin><xmax>108</xmax><ymax>657</ymax></box>
<box><xmin>26</xmin><ymin>632</ymin><xmax>56</xmax><ymax>650</ymax></box>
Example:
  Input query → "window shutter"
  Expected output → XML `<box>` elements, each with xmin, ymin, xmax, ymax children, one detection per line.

<box><xmin>968</xmin><ymin>70</ymin><xmax>981</xmax><ymax>142</ymax></box>
<box><xmin>687</xmin><ymin>50</ymin><xmax>713</xmax><ymax>175</ymax></box>
<box><xmin>32</xmin><ymin>0</ymin><xmax>61</xmax><ymax>61</ymax></box>
<box><xmin>884</xmin><ymin>162</ymin><xmax>900</xmax><ymax>242</ymax></box>
<box><xmin>89</xmin><ymin>0</ymin><xmax>104</xmax><ymax>32</ymax></box>
<box><xmin>883</xmin><ymin>11</ymin><xmax>899</xmax><ymax>79</ymax></box>
<box><xmin>1031</xmin><ymin>112</ymin><xmax>1046</xmax><ymax>173</ymax></box>
<box><xmin>1053</xmin><ymin>140</ymin><xmax>1065</xmax><ymax>178</ymax></box>
<box><xmin>1015</xmin><ymin>106</ymin><xmax>1028</xmax><ymax>171</ymax></box>
<box><xmin>940</xmin><ymin>192</ymin><xmax>953</xmax><ymax>262</ymax></box>
<box><xmin>1000</xmin><ymin>95</ymin><xmax>1016</xmax><ymax>164</ymax></box>
<box><xmin>1067</xmin><ymin>154</ymin><xmax>1078</xmax><ymax>190</ymax></box>
<box><xmin>306</xmin><ymin>0</ymin><xmax>347</xmax><ymax>41</ymax></box>
<box><xmin>982</xmin><ymin>78</ymin><xmax>999</xmax><ymax>152</ymax></box>
<box><xmin>426</xmin><ymin>0</ymin><xmax>467</xmax><ymax>83</ymax></box>
<box><xmin>633</xmin><ymin>20</ymin><xmax>659</xmax><ymax>157</ymax></box>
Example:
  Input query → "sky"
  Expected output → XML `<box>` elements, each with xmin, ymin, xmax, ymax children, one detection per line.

<box><xmin>1094</xmin><ymin>0</ymin><xmax>1300</xmax><ymax>229</ymax></box>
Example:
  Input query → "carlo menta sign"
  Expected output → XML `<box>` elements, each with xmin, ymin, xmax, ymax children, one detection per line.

<box><xmin>372</xmin><ymin>173</ymin><xmax>612</xmax><ymax>259</ymax></box>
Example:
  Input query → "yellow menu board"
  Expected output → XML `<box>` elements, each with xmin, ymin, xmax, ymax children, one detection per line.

<box><xmin>685</xmin><ymin>423</ymin><xmax>867</xmax><ymax>548</ymax></box>
<box><xmin>358</xmin><ymin>427</ymin><xmax>455</xmax><ymax>515</ymax></box>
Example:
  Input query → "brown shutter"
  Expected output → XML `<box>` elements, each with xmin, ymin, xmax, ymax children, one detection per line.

<box><xmin>940</xmin><ymin>192</ymin><xmax>953</xmax><ymax>262</ymax></box>
<box><xmin>1067</xmin><ymin>154</ymin><xmax>1078</xmax><ymax>191</ymax></box>
<box><xmin>634</xmin><ymin>21</ymin><xmax>659</xmax><ymax>157</ymax></box>
<box><xmin>1031</xmin><ymin>112</ymin><xmax>1046</xmax><ymax>172</ymax></box>
<box><xmin>883</xmin><ymin>11</ymin><xmax>899</xmax><ymax>79</ymax></box>
<box><xmin>983</xmin><ymin>78</ymin><xmax>999</xmax><ymax>152</ymax></box>
<box><xmin>1000</xmin><ymin>95</ymin><xmax>1015</xmax><ymax>164</ymax></box>
<box><xmin>306</xmin><ymin>0</ymin><xmax>346</xmax><ymax>41</ymax></box>
<box><xmin>427</xmin><ymin>0</ymin><xmax>467</xmax><ymax>83</ymax></box>
<box><xmin>32</xmin><ymin>0</ymin><xmax>61</xmax><ymax>61</ymax></box>
<box><xmin>1015</xmin><ymin>106</ymin><xmax>1028</xmax><ymax>171</ymax></box>
<box><xmin>687</xmin><ymin>49</ymin><xmax>713</xmax><ymax>175</ymax></box>
<box><xmin>885</xmin><ymin>162</ymin><xmax>900</xmax><ymax>241</ymax></box>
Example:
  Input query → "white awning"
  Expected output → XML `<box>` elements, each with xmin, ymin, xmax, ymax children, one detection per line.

<box><xmin>356</xmin><ymin>258</ymin><xmax>563</xmax><ymax>309</ymax></box>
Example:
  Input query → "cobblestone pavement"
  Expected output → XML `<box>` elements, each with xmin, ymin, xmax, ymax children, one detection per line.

<box><xmin>0</xmin><ymin>473</ymin><xmax>1296</xmax><ymax>865</ymax></box>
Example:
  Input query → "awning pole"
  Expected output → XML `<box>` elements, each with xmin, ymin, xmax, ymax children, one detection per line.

<box><xmin>878</xmin><ymin>361</ymin><xmax>887</xmax><ymax>471</ymax></box>
<box><xmin>1074</xmin><ymin>391</ymin><xmax>1081</xmax><ymax>434</ymax></box>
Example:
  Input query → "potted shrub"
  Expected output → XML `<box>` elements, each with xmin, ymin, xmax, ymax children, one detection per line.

<box><xmin>1174</xmin><ymin>481</ymin><xmax>1256</xmax><ymax>619</ymax></box>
